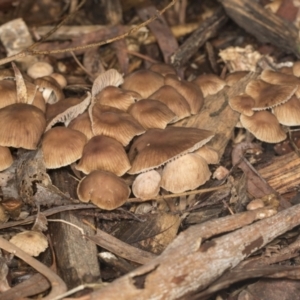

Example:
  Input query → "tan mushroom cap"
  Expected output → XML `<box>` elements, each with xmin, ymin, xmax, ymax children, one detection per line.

<box><xmin>49</xmin><ymin>73</ymin><xmax>67</xmax><ymax>88</ymax></box>
<box><xmin>240</xmin><ymin>110</ymin><xmax>286</xmax><ymax>143</ymax></box>
<box><xmin>27</xmin><ymin>61</ymin><xmax>53</xmax><ymax>79</ymax></box>
<box><xmin>272</xmin><ymin>95</ymin><xmax>300</xmax><ymax>126</ymax></box>
<box><xmin>164</xmin><ymin>74</ymin><xmax>204</xmax><ymax>114</ymax></box>
<box><xmin>194</xmin><ymin>145</ymin><xmax>219</xmax><ymax>164</ymax></box>
<box><xmin>76</xmin><ymin>135</ymin><xmax>131</xmax><ymax>176</ymax></box>
<box><xmin>0</xmin><ymin>146</ymin><xmax>13</xmax><ymax>171</ymax></box>
<box><xmin>149</xmin><ymin>85</ymin><xmax>191</xmax><ymax>120</ymax></box>
<box><xmin>161</xmin><ymin>154</ymin><xmax>211</xmax><ymax>193</ymax></box>
<box><xmin>41</xmin><ymin>126</ymin><xmax>87</xmax><ymax>169</ymax></box>
<box><xmin>192</xmin><ymin>74</ymin><xmax>226</xmax><ymax>97</ymax></box>
<box><xmin>149</xmin><ymin>63</ymin><xmax>177</xmax><ymax>77</ymax></box>
<box><xmin>77</xmin><ymin>170</ymin><xmax>130</xmax><ymax>210</ymax></box>
<box><xmin>245</xmin><ymin>79</ymin><xmax>296</xmax><ymax>110</ymax></box>
<box><xmin>225</xmin><ymin>71</ymin><xmax>250</xmax><ymax>86</ymax></box>
<box><xmin>93</xmin><ymin>86</ymin><xmax>142</xmax><ymax>111</ymax></box>
<box><xmin>68</xmin><ymin>111</ymin><xmax>94</xmax><ymax>140</ymax></box>
<box><xmin>229</xmin><ymin>93</ymin><xmax>255</xmax><ymax>116</ymax></box>
<box><xmin>132</xmin><ymin>170</ymin><xmax>161</xmax><ymax>200</ymax></box>
<box><xmin>0</xmin><ymin>103</ymin><xmax>46</xmax><ymax>150</ymax></box>
<box><xmin>9</xmin><ymin>230</ymin><xmax>48</xmax><ymax>257</ymax></box>
<box><xmin>122</xmin><ymin>69</ymin><xmax>164</xmax><ymax>98</ymax></box>
<box><xmin>128</xmin><ymin>127</ymin><xmax>214</xmax><ymax>174</ymax></box>
<box><xmin>92</xmin><ymin>105</ymin><xmax>145</xmax><ymax>146</ymax></box>
<box><xmin>260</xmin><ymin>69</ymin><xmax>300</xmax><ymax>86</ymax></box>
<box><xmin>46</xmin><ymin>97</ymin><xmax>82</xmax><ymax>121</ymax></box>
<box><xmin>128</xmin><ymin>99</ymin><xmax>176</xmax><ymax>129</ymax></box>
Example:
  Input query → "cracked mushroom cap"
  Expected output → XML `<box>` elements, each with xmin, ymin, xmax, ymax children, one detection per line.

<box><xmin>132</xmin><ymin>170</ymin><xmax>161</xmax><ymax>200</ymax></box>
<box><xmin>240</xmin><ymin>110</ymin><xmax>286</xmax><ymax>143</ymax></box>
<box><xmin>128</xmin><ymin>127</ymin><xmax>214</xmax><ymax>174</ymax></box>
<box><xmin>272</xmin><ymin>95</ymin><xmax>300</xmax><ymax>126</ymax></box>
<box><xmin>122</xmin><ymin>69</ymin><xmax>164</xmax><ymax>98</ymax></box>
<box><xmin>149</xmin><ymin>63</ymin><xmax>177</xmax><ymax>77</ymax></box>
<box><xmin>245</xmin><ymin>79</ymin><xmax>296</xmax><ymax>110</ymax></box>
<box><xmin>0</xmin><ymin>103</ymin><xmax>46</xmax><ymax>150</ymax></box>
<box><xmin>9</xmin><ymin>230</ymin><xmax>48</xmax><ymax>257</ymax></box>
<box><xmin>161</xmin><ymin>153</ymin><xmax>211</xmax><ymax>193</ymax></box>
<box><xmin>76</xmin><ymin>135</ymin><xmax>131</xmax><ymax>176</ymax></box>
<box><xmin>77</xmin><ymin>170</ymin><xmax>130</xmax><ymax>210</ymax></box>
<box><xmin>68</xmin><ymin>111</ymin><xmax>94</xmax><ymax>140</ymax></box>
<box><xmin>93</xmin><ymin>86</ymin><xmax>142</xmax><ymax>111</ymax></box>
<box><xmin>229</xmin><ymin>93</ymin><xmax>255</xmax><ymax>116</ymax></box>
<box><xmin>149</xmin><ymin>85</ymin><xmax>191</xmax><ymax>120</ymax></box>
<box><xmin>128</xmin><ymin>99</ymin><xmax>176</xmax><ymax>129</ymax></box>
<box><xmin>164</xmin><ymin>74</ymin><xmax>204</xmax><ymax>114</ymax></box>
<box><xmin>0</xmin><ymin>146</ymin><xmax>13</xmax><ymax>171</ymax></box>
<box><xmin>192</xmin><ymin>74</ymin><xmax>226</xmax><ymax>97</ymax></box>
<box><xmin>41</xmin><ymin>126</ymin><xmax>87</xmax><ymax>168</ymax></box>
<box><xmin>92</xmin><ymin>105</ymin><xmax>145</xmax><ymax>146</ymax></box>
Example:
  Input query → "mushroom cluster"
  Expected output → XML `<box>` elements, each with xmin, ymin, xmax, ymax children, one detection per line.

<box><xmin>40</xmin><ymin>65</ymin><xmax>221</xmax><ymax>208</ymax></box>
<box><xmin>228</xmin><ymin>65</ymin><xmax>300</xmax><ymax>143</ymax></box>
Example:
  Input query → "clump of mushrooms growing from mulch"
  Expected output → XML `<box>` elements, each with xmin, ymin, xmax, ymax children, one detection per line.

<box><xmin>2</xmin><ymin>60</ymin><xmax>300</xmax><ymax>213</ymax></box>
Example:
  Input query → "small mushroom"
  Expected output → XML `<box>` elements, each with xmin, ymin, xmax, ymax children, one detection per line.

<box><xmin>128</xmin><ymin>127</ymin><xmax>214</xmax><ymax>174</ymax></box>
<box><xmin>122</xmin><ymin>69</ymin><xmax>164</xmax><ymax>98</ymax></box>
<box><xmin>272</xmin><ymin>95</ymin><xmax>300</xmax><ymax>126</ymax></box>
<box><xmin>77</xmin><ymin>170</ymin><xmax>130</xmax><ymax>210</ymax></box>
<box><xmin>27</xmin><ymin>61</ymin><xmax>53</xmax><ymax>79</ymax></box>
<box><xmin>240</xmin><ymin>110</ymin><xmax>286</xmax><ymax>143</ymax></box>
<box><xmin>75</xmin><ymin>135</ymin><xmax>131</xmax><ymax>176</ymax></box>
<box><xmin>41</xmin><ymin>127</ymin><xmax>87</xmax><ymax>169</ymax></box>
<box><xmin>68</xmin><ymin>112</ymin><xmax>94</xmax><ymax>140</ymax></box>
<box><xmin>161</xmin><ymin>154</ymin><xmax>211</xmax><ymax>193</ymax></box>
<box><xmin>93</xmin><ymin>86</ymin><xmax>142</xmax><ymax>111</ymax></box>
<box><xmin>192</xmin><ymin>74</ymin><xmax>226</xmax><ymax>97</ymax></box>
<box><xmin>132</xmin><ymin>170</ymin><xmax>161</xmax><ymax>200</ymax></box>
<box><xmin>245</xmin><ymin>79</ymin><xmax>296</xmax><ymax>110</ymax></box>
<box><xmin>0</xmin><ymin>103</ymin><xmax>46</xmax><ymax>150</ymax></box>
<box><xmin>9</xmin><ymin>230</ymin><xmax>48</xmax><ymax>257</ymax></box>
<box><xmin>194</xmin><ymin>145</ymin><xmax>219</xmax><ymax>164</ymax></box>
<box><xmin>49</xmin><ymin>73</ymin><xmax>67</xmax><ymax>88</ymax></box>
<box><xmin>92</xmin><ymin>104</ymin><xmax>145</xmax><ymax>146</ymax></box>
<box><xmin>128</xmin><ymin>99</ymin><xmax>176</xmax><ymax>129</ymax></box>
<box><xmin>164</xmin><ymin>74</ymin><xmax>204</xmax><ymax>114</ymax></box>
<box><xmin>149</xmin><ymin>85</ymin><xmax>191</xmax><ymax>120</ymax></box>
<box><xmin>228</xmin><ymin>93</ymin><xmax>255</xmax><ymax>116</ymax></box>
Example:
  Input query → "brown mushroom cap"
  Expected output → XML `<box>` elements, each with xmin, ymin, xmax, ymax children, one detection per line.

<box><xmin>41</xmin><ymin>126</ymin><xmax>87</xmax><ymax>168</ymax></box>
<box><xmin>149</xmin><ymin>85</ymin><xmax>191</xmax><ymax>120</ymax></box>
<box><xmin>9</xmin><ymin>230</ymin><xmax>48</xmax><ymax>257</ymax></box>
<box><xmin>245</xmin><ymin>79</ymin><xmax>296</xmax><ymax>110</ymax></box>
<box><xmin>192</xmin><ymin>74</ymin><xmax>226</xmax><ymax>97</ymax></box>
<box><xmin>128</xmin><ymin>99</ymin><xmax>176</xmax><ymax>129</ymax></box>
<box><xmin>225</xmin><ymin>71</ymin><xmax>250</xmax><ymax>86</ymax></box>
<box><xmin>260</xmin><ymin>69</ymin><xmax>300</xmax><ymax>86</ymax></box>
<box><xmin>92</xmin><ymin>104</ymin><xmax>145</xmax><ymax>146</ymax></box>
<box><xmin>0</xmin><ymin>146</ymin><xmax>13</xmax><ymax>171</ymax></box>
<box><xmin>68</xmin><ymin>111</ymin><xmax>94</xmax><ymax>140</ymax></box>
<box><xmin>93</xmin><ymin>86</ymin><xmax>142</xmax><ymax>111</ymax></box>
<box><xmin>132</xmin><ymin>170</ymin><xmax>161</xmax><ymax>200</ymax></box>
<box><xmin>293</xmin><ymin>61</ymin><xmax>300</xmax><ymax>77</ymax></box>
<box><xmin>240</xmin><ymin>110</ymin><xmax>286</xmax><ymax>143</ymax></box>
<box><xmin>149</xmin><ymin>63</ymin><xmax>177</xmax><ymax>77</ymax></box>
<box><xmin>164</xmin><ymin>75</ymin><xmax>204</xmax><ymax>114</ymax></box>
<box><xmin>76</xmin><ymin>135</ymin><xmax>131</xmax><ymax>176</ymax></box>
<box><xmin>77</xmin><ymin>170</ymin><xmax>130</xmax><ymax>210</ymax></box>
<box><xmin>128</xmin><ymin>127</ymin><xmax>214</xmax><ymax>174</ymax></box>
<box><xmin>272</xmin><ymin>95</ymin><xmax>300</xmax><ymax>126</ymax></box>
<box><xmin>161</xmin><ymin>153</ymin><xmax>211</xmax><ymax>193</ymax></box>
<box><xmin>228</xmin><ymin>93</ymin><xmax>255</xmax><ymax>116</ymax></box>
<box><xmin>122</xmin><ymin>69</ymin><xmax>164</xmax><ymax>98</ymax></box>
<box><xmin>0</xmin><ymin>103</ymin><xmax>46</xmax><ymax>150</ymax></box>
